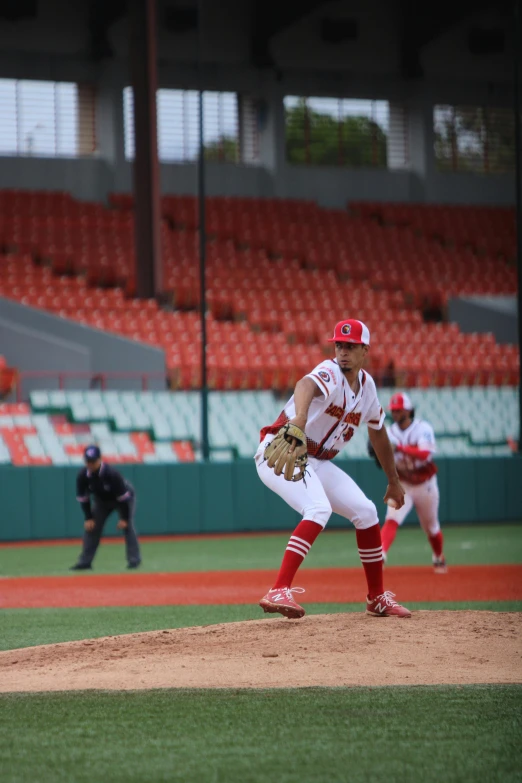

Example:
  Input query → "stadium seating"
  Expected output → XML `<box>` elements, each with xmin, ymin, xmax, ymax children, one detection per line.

<box><xmin>349</xmin><ymin>201</ymin><xmax>516</xmax><ymax>262</ymax></box>
<box><xmin>0</xmin><ymin>387</ymin><xmax>517</xmax><ymax>465</ymax></box>
<box><xmin>0</xmin><ymin>354</ymin><xmax>18</xmax><ymax>399</ymax></box>
<box><xmin>0</xmin><ymin>398</ymin><xmax>196</xmax><ymax>466</ymax></box>
<box><xmin>0</xmin><ymin>189</ymin><xmax>518</xmax><ymax>390</ymax></box>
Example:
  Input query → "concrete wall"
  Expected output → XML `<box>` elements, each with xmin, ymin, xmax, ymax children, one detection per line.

<box><xmin>0</xmin><ymin>157</ymin><xmax>514</xmax><ymax>210</ymax></box>
<box><xmin>449</xmin><ymin>297</ymin><xmax>518</xmax><ymax>345</ymax></box>
<box><xmin>0</xmin><ymin>0</ymin><xmax>516</xmax><ymax>207</ymax></box>
<box><xmin>425</xmin><ymin>173</ymin><xmax>515</xmax><ymax>206</ymax></box>
<box><xmin>1</xmin><ymin>455</ymin><xmax>520</xmax><ymax>541</ymax></box>
<box><xmin>0</xmin><ymin>315</ymin><xmax>90</xmax><ymax>372</ymax></box>
<box><xmin>0</xmin><ymin>297</ymin><xmax>166</xmax><ymax>394</ymax></box>
<box><xmin>0</xmin><ymin>157</ymin><xmax>114</xmax><ymax>203</ymax></box>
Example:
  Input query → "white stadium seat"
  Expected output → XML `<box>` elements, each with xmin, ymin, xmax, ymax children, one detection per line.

<box><xmin>5</xmin><ymin>387</ymin><xmax>517</xmax><ymax>463</ymax></box>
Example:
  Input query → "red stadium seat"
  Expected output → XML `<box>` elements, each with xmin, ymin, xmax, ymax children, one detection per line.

<box><xmin>0</xmin><ymin>190</ymin><xmax>517</xmax><ymax>390</ymax></box>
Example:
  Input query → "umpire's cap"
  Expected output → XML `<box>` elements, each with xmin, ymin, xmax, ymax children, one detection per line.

<box><xmin>84</xmin><ymin>444</ymin><xmax>101</xmax><ymax>462</ymax></box>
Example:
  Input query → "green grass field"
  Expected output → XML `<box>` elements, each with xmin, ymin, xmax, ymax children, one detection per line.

<box><xmin>2</xmin><ymin>601</ymin><xmax>521</xmax><ymax>652</ymax></box>
<box><xmin>1</xmin><ymin>524</ymin><xmax>521</xmax><ymax>652</ymax></box>
<box><xmin>1</xmin><ymin>687</ymin><xmax>521</xmax><ymax>783</ymax></box>
<box><xmin>1</xmin><ymin>523</ymin><xmax>521</xmax><ymax>783</ymax></box>
<box><xmin>1</xmin><ymin>524</ymin><xmax>521</xmax><ymax>577</ymax></box>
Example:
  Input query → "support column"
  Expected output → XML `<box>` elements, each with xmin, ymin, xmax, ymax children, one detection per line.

<box><xmin>256</xmin><ymin>88</ymin><xmax>286</xmax><ymax>196</ymax></box>
<box><xmin>94</xmin><ymin>64</ymin><xmax>127</xmax><ymax>199</ymax></box>
<box><xmin>77</xmin><ymin>84</ymin><xmax>97</xmax><ymax>156</ymax></box>
<box><xmin>407</xmin><ymin>101</ymin><xmax>432</xmax><ymax>202</ymax></box>
<box><xmin>130</xmin><ymin>0</ymin><xmax>162</xmax><ymax>298</ymax></box>
<box><xmin>513</xmin><ymin>0</ymin><xmax>522</xmax><ymax>447</ymax></box>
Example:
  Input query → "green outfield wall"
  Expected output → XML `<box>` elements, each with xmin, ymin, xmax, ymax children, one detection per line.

<box><xmin>0</xmin><ymin>457</ymin><xmax>520</xmax><ymax>541</ymax></box>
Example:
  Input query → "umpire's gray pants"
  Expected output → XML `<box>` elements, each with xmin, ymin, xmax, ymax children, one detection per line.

<box><xmin>78</xmin><ymin>497</ymin><xmax>141</xmax><ymax>566</ymax></box>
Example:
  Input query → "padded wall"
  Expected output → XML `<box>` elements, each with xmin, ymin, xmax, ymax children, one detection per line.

<box><xmin>0</xmin><ymin>457</ymin><xmax>520</xmax><ymax>541</ymax></box>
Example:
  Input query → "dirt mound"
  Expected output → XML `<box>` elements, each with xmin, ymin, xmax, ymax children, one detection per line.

<box><xmin>1</xmin><ymin>611</ymin><xmax>521</xmax><ymax>692</ymax></box>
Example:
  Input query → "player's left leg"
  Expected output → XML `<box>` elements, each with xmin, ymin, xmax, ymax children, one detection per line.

<box><xmin>256</xmin><ymin>449</ymin><xmax>332</xmax><ymax>618</ymax></box>
<box><xmin>315</xmin><ymin>461</ymin><xmax>411</xmax><ymax>617</ymax></box>
<box><xmin>122</xmin><ymin>497</ymin><xmax>141</xmax><ymax>568</ymax></box>
<box><xmin>413</xmin><ymin>476</ymin><xmax>446</xmax><ymax>573</ymax></box>
<box><xmin>381</xmin><ymin>490</ymin><xmax>413</xmax><ymax>561</ymax></box>
<box><xmin>72</xmin><ymin>501</ymin><xmax>111</xmax><ymax>569</ymax></box>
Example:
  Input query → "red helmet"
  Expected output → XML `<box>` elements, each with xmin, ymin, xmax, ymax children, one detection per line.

<box><xmin>389</xmin><ymin>392</ymin><xmax>413</xmax><ymax>411</ymax></box>
<box><xmin>328</xmin><ymin>319</ymin><xmax>370</xmax><ymax>345</ymax></box>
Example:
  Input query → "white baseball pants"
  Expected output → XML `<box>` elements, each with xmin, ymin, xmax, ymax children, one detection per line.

<box><xmin>384</xmin><ymin>474</ymin><xmax>440</xmax><ymax>535</ymax></box>
<box><xmin>255</xmin><ymin>439</ymin><xmax>378</xmax><ymax>530</ymax></box>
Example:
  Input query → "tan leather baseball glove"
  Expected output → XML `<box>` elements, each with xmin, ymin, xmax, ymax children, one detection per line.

<box><xmin>264</xmin><ymin>423</ymin><xmax>308</xmax><ymax>482</ymax></box>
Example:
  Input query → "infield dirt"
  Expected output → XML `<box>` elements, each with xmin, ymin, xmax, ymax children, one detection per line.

<box><xmin>1</xmin><ymin>611</ymin><xmax>521</xmax><ymax>691</ymax></box>
<box><xmin>3</xmin><ymin>564</ymin><xmax>521</xmax><ymax>607</ymax></box>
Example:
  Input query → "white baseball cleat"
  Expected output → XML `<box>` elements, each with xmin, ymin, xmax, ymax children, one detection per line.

<box><xmin>433</xmin><ymin>556</ymin><xmax>448</xmax><ymax>574</ymax></box>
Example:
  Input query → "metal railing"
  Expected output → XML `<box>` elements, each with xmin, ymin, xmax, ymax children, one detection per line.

<box><xmin>9</xmin><ymin>368</ymin><xmax>520</xmax><ymax>403</ymax></box>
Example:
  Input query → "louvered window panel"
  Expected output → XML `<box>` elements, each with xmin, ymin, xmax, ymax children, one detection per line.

<box><xmin>0</xmin><ymin>79</ymin><xmax>96</xmax><ymax>157</ymax></box>
<box><xmin>284</xmin><ymin>96</ymin><xmax>403</xmax><ymax>168</ymax></box>
<box><xmin>434</xmin><ymin>105</ymin><xmax>515</xmax><ymax>173</ymax></box>
<box><xmin>124</xmin><ymin>88</ymin><xmax>252</xmax><ymax>163</ymax></box>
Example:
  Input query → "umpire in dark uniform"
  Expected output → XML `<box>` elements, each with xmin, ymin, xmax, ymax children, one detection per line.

<box><xmin>70</xmin><ymin>445</ymin><xmax>142</xmax><ymax>570</ymax></box>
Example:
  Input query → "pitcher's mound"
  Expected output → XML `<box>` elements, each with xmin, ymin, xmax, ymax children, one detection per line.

<box><xmin>1</xmin><ymin>611</ymin><xmax>521</xmax><ymax>692</ymax></box>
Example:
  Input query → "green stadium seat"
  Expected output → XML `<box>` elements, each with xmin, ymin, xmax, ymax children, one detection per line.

<box><xmin>70</xmin><ymin>403</ymin><xmax>91</xmax><ymax>423</ymax></box>
<box><xmin>154</xmin><ymin>442</ymin><xmax>178</xmax><ymax>462</ymax></box>
<box><xmin>152</xmin><ymin>421</ymin><xmax>173</xmax><ymax>440</ymax></box>
<box><xmin>30</xmin><ymin>391</ymin><xmax>50</xmax><ymax>410</ymax></box>
<box><xmin>112</xmin><ymin>412</ymin><xmax>133</xmax><ymax>430</ymax></box>
<box><xmin>90</xmin><ymin>423</ymin><xmax>112</xmax><ymax>439</ymax></box>
<box><xmin>5</xmin><ymin>387</ymin><xmax>517</xmax><ymax>464</ymax></box>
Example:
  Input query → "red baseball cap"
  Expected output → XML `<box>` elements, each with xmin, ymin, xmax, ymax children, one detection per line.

<box><xmin>389</xmin><ymin>392</ymin><xmax>413</xmax><ymax>411</ymax></box>
<box><xmin>328</xmin><ymin>319</ymin><xmax>371</xmax><ymax>345</ymax></box>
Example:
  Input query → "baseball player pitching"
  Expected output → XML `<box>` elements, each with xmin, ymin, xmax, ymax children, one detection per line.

<box><xmin>255</xmin><ymin>319</ymin><xmax>411</xmax><ymax>619</ymax></box>
<box><xmin>377</xmin><ymin>392</ymin><xmax>447</xmax><ymax>573</ymax></box>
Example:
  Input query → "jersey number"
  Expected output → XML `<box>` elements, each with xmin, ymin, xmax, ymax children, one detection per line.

<box><xmin>343</xmin><ymin>426</ymin><xmax>355</xmax><ymax>443</ymax></box>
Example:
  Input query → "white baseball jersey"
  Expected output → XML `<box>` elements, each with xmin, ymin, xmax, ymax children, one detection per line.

<box><xmin>387</xmin><ymin>419</ymin><xmax>437</xmax><ymax>485</ymax></box>
<box><xmin>260</xmin><ymin>359</ymin><xmax>385</xmax><ymax>460</ymax></box>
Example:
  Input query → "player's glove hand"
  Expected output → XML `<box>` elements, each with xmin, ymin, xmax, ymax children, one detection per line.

<box><xmin>264</xmin><ymin>423</ymin><xmax>308</xmax><ymax>482</ymax></box>
<box><xmin>367</xmin><ymin>439</ymin><xmax>382</xmax><ymax>470</ymax></box>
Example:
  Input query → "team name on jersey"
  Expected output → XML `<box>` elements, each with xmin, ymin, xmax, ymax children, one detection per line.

<box><xmin>325</xmin><ymin>403</ymin><xmax>362</xmax><ymax>428</ymax></box>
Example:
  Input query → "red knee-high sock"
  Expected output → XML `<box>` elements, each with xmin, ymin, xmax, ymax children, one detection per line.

<box><xmin>381</xmin><ymin>519</ymin><xmax>399</xmax><ymax>554</ymax></box>
<box><xmin>272</xmin><ymin>520</ymin><xmax>322</xmax><ymax>589</ymax></box>
<box><xmin>428</xmin><ymin>530</ymin><xmax>444</xmax><ymax>558</ymax></box>
<box><xmin>356</xmin><ymin>524</ymin><xmax>384</xmax><ymax>599</ymax></box>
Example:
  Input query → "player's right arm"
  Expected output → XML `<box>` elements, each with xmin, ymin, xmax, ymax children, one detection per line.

<box><xmin>76</xmin><ymin>471</ymin><xmax>95</xmax><ymax>530</ymax></box>
<box><xmin>387</xmin><ymin>427</ymin><xmax>399</xmax><ymax>453</ymax></box>
<box><xmin>290</xmin><ymin>376</ymin><xmax>323</xmax><ymax>431</ymax></box>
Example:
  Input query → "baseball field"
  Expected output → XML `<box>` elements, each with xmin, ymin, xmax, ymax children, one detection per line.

<box><xmin>1</xmin><ymin>523</ymin><xmax>521</xmax><ymax>782</ymax></box>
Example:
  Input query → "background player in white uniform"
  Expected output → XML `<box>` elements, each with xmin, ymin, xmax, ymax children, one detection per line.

<box><xmin>380</xmin><ymin>392</ymin><xmax>447</xmax><ymax>573</ymax></box>
<box><xmin>255</xmin><ymin>319</ymin><xmax>411</xmax><ymax>619</ymax></box>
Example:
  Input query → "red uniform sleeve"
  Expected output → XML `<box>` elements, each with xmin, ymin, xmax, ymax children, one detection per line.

<box><xmin>396</xmin><ymin>445</ymin><xmax>431</xmax><ymax>460</ymax></box>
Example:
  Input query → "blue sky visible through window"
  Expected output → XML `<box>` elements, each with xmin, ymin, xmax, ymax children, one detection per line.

<box><xmin>123</xmin><ymin>87</ymin><xmax>239</xmax><ymax>161</ymax></box>
<box><xmin>0</xmin><ymin>79</ymin><xmax>78</xmax><ymax>156</ymax></box>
